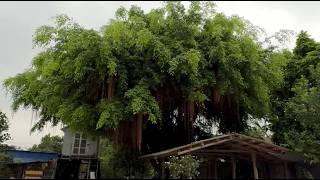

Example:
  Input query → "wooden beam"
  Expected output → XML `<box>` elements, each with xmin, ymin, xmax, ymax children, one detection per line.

<box><xmin>177</xmin><ymin>139</ymin><xmax>232</xmax><ymax>155</ymax></box>
<box><xmin>251</xmin><ymin>152</ymin><xmax>259</xmax><ymax>179</ymax></box>
<box><xmin>234</xmin><ymin>139</ymin><xmax>269</xmax><ymax>152</ymax></box>
<box><xmin>254</xmin><ymin>142</ymin><xmax>284</xmax><ymax>153</ymax></box>
<box><xmin>194</xmin><ymin>152</ymin><xmax>251</xmax><ymax>162</ymax></box>
<box><xmin>230</xmin><ymin>142</ymin><xmax>278</xmax><ymax>161</ymax></box>
<box><xmin>139</xmin><ymin>134</ymin><xmax>232</xmax><ymax>159</ymax></box>
<box><xmin>231</xmin><ymin>155</ymin><xmax>236</xmax><ymax>179</ymax></box>
<box><xmin>197</xmin><ymin>149</ymin><xmax>248</xmax><ymax>153</ymax></box>
<box><xmin>238</xmin><ymin>134</ymin><xmax>288</xmax><ymax>152</ymax></box>
<box><xmin>139</xmin><ymin>133</ymin><xmax>288</xmax><ymax>160</ymax></box>
<box><xmin>233</xmin><ymin>139</ymin><xmax>280</xmax><ymax>160</ymax></box>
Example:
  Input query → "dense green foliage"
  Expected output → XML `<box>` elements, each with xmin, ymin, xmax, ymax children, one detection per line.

<box><xmin>5</xmin><ymin>0</ymin><xmax>320</xmax><ymax>176</ymax></box>
<box><xmin>0</xmin><ymin>111</ymin><xmax>14</xmax><ymax>178</ymax></box>
<box><xmin>29</xmin><ymin>134</ymin><xmax>63</xmax><ymax>153</ymax></box>
<box><xmin>3</xmin><ymin>2</ymin><xmax>289</xmax><ymax>154</ymax></box>
<box><xmin>0</xmin><ymin>153</ymin><xmax>14</xmax><ymax>179</ymax></box>
<box><xmin>165</xmin><ymin>155</ymin><xmax>201</xmax><ymax>179</ymax></box>
<box><xmin>0</xmin><ymin>111</ymin><xmax>10</xmax><ymax>144</ymax></box>
<box><xmin>271</xmin><ymin>31</ymin><xmax>320</xmax><ymax>163</ymax></box>
<box><xmin>99</xmin><ymin>139</ymin><xmax>155</xmax><ymax>179</ymax></box>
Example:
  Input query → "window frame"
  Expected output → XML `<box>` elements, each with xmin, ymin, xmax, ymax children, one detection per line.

<box><xmin>72</xmin><ymin>132</ymin><xmax>87</xmax><ymax>155</ymax></box>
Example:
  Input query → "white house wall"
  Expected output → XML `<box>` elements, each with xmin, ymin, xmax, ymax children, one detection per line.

<box><xmin>62</xmin><ymin>128</ymin><xmax>98</xmax><ymax>157</ymax></box>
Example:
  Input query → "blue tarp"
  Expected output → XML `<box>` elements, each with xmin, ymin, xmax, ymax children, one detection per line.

<box><xmin>6</xmin><ymin>150</ymin><xmax>59</xmax><ymax>163</ymax></box>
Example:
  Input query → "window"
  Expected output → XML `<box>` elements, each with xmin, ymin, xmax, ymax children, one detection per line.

<box><xmin>72</xmin><ymin>133</ymin><xmax>87</xmax><ymax>155</ymax></box>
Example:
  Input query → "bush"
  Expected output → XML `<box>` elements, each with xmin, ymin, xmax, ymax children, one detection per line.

<box><xmin>0</xmin><ymin>153</ymin><xmax>14</xmax><ymax>178</ymax></box>
<box><xmin>99</xmin><ymin>139</ymin><xmax>155</xmax><ymax>179</ymax></box>
<box><xmin>164</xmin><ymin>155</ymin><xmax>201</xmax><ymax>179</ymax></box>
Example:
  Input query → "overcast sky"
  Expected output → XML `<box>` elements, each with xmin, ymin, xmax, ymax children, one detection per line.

<box><xmin>1</xmin><ymin>1</ymin><xmax>320</xmax><ymax>149</ymax></box>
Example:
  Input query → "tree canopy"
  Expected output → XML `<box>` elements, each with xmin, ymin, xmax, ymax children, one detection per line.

<box><xmin>0</xmin><ymin>111</ymin><xmax>13</xmax><ymax>178</ymax></box>
<box><xmin>4</xmin><ymin>2</ymin><xmax>290</xmax><ymax>154</ymax></box>
<box><xmin>271</xmin><ymin>31</ymin><xmax>320</xmax><ymax>163</ymax></box>
<box><xmin>29</xmin><ymin>134</ymin><xmax>63</xmax><ymax>153</ymax></box>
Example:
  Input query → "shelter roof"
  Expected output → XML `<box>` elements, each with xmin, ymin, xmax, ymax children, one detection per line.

<box><xmin>6</xmin><ymin>150</ymin><xmax>59</xmax><ymax>163</ymax></box>
<box><xmin>139</xmin><ymin>133</ymin><xmax>289</xmax><ymax>162</ymax></box>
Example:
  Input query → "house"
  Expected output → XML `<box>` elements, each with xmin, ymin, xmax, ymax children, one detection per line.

<box><xmin>140</xmin><ymin>133</ymin><xmax>312</xmax><ymax>179</ymax></box>
<box><xmin>4</xmin><ymin>128</ymin><xmax>101</xmax><ymax>179</ymax></box>
<box><xmin>54</xmin><ymin>127</ymin><xmax>100</xmax><ymax>179</ymax></box>
<box><xmin>61</xmin><ymin>127</ymin><xmax>98</xmax><ymax>157</ymax></box>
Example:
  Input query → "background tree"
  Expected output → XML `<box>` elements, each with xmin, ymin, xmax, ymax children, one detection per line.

<box><xmin>0</xmin><ymin>111</ymin><xmax>14</xmax><ymax>178</ymax></box>
<box><xmin>3</xmin><ymin>2</ymin><xmax>289</xmax><ymax>155</ymax></box>
<box><xmin>0</xmin><ymin>110</ymin><xmax>11</xmax><ymax>152</ymax></box>
<box><xmin>29</xmin><ymin>134</ymin><xmax>63</xmax><ymax>153</ymax></box>
<box><xmin>270</xmin><ymin>31</ymin><xmax>320</xmax><ymax>163</ymax></box>
<box><xmin>0</xmin><ymin>111</ymin><xmax>10</xmax><ymax>144</ymax></box>
<box><xmin>0</xmin><ymin>154</ymin><xmax>14</xmax><ymax>179</ymax></box>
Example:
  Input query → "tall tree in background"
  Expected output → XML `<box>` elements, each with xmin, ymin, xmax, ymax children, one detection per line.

<box><xmin>29</xmin><ymin>134</ymin><xmax>63</xmax><ymax>153</ymax></box>
<box><xmin>271</xmin><ymin>31</ymin><xmax>320</xmax><ymax>163</ymax></box>
<box><xmin>0</xmin><ymin>111</ymin><xmax>14</xmax><ymax>178</ymax></box>
<box><xmin>0</xmin><ymin>111</ymin><xmax>10</xmax><ymax>145</ymax></box>
<box><xmin>4</xmin><ymin>2</ymin><xmax>288</xmax><ymax>155</ymax></box>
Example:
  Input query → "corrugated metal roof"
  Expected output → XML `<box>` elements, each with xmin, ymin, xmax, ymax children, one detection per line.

<box><xmin>6</xmin><ymin>150</ymin><xmax>59</xmax><ymax>163</ymax></box>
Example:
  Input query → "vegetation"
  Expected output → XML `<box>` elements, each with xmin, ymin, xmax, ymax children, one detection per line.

<box><xmin>99</xmin><ymin>139</ymin><xmax>155</xmax><ymax>179</ymax></box>
<box><xmin>3</xmin><ymin>1</ymin><xmax>289</xmax><ymax>153</ymax></box>
<box><xmin>271</xmin><ymin>31</ymin><xmax>320</xmax><ymax>163</ymax></box>
<box><xmin>0</xmin><ymin>153</ymin><xmax>14</xmax><ymax>179</ymax></box>
<box><xmin>0</xmin><ymin>111</ymin><xmax>10</xmax><ymax>144</ymax></box>
<box><xmin>244</xmin><ymin>117</ymin><xmax>271</xmax><ymax>140</ymax></box>
<box><xmin>3</xmin><ymin>0</ymin><xmax>320</xmax><ymax>177</ymax></box>
<box><xmin>29</xmin><ymin>134</ymin><xmax>63</xmax><ymax>153</ymax></box>
<box><xmin>165</xmin><ymin>155</ymin><xmax>201</xmax><ymax>179</ymax></box>
<box><xmin>0</xmin><ymin>111</ymin><xmax>14</xmax><ymax>178</ymax></box>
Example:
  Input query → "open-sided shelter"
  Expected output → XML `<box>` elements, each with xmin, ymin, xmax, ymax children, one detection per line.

<box><xmin>140</xmin><ymin>133</ymin><xmax>306</xmax><ymax>179</ymax></box>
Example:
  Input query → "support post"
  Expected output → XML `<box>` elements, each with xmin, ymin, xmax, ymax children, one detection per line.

<box><xmin>231</xmin><ymin>155</ymin><xmax>236</xmax><ymax>179</ymax></box>
<box><xmin>284</xmin><ymin>161</ymin><xmax>289</xmax><ymax>178</ymax></box>
<box><xmin>51</xmin><ymin>159</ymin><xmax>58</xmax><ymax>179</ymax></box>
<box><xmin>161</xmin><ymin>159</ymin><xmax>165</xmax><ymax>179</ymax></box>
<box><xmin>214</xmin><ymin>159</ymin><xmax>218</xmax><ymax>179</ymax></box>
<box><xmin>208</xmin><ymin>160</ymin><xmax>212</xmax><ymax>178</ymax></box>
<box><xmin>87</xmin><ymin>159</ymin><xmax>91</xmax><ymax>179</ymax></box>
<box><xmin>251</xmin><ymin>152</ymin><xmax>259</xmax><ymax>179</ymax></box>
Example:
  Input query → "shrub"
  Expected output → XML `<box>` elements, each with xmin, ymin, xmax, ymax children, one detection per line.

<box><xmin>165</xmin><ymin>155</ymin><xmax>201</xmax><ymax>179</ymax></box>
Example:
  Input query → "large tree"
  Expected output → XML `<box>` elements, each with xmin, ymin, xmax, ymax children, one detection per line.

<box><xmin>29</xmin><ymin>134</ymin><xmax>63</xmax><ymax>153</ymax></box>
<box><xmin>4</xmin><ymin>2</ymin><xmax>287</xmax><ymax>154</ymax></box>
<box><xmin>0</xmin><ymin>111</ymin><xmax>10</xmax><ymax>145</ymax></box>
<box><xmin>271</xmin><ymin>31</ymin><xmax>320</xmax><ymax>163</ymax></box>
<box><xmin>0</xmin><ymin>111</ymin><xmax>13</xmax><ymax>178</ymax></box>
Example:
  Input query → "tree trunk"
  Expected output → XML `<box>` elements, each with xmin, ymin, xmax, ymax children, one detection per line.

<box><xmin>212</xmin><ymin>86</ymin><xmax>221</xmax><ymax>105</ymax></box>
<box><xmin>107</xmin><ymin>77</ymin><xmax>114</xmax><ymax>100</ymax></box>
<box><xmin>187</xmin><ymin>100</ymin><xmax>195</xmax><ymax>142</ymax></box>
<box><xmin>136</xmin><ymin>113</ymin><xmax>143</xmax><ymax>152</ymax></box>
